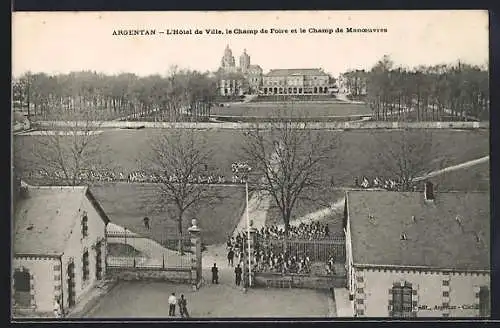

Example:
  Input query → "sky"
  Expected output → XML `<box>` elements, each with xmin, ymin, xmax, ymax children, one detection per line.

<box><xmin>12</xmin><ymin>10</ymin><xmax>489</xmax><ymax>78</ymax></box>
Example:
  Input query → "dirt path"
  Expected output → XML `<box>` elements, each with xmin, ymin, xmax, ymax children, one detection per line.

<box><xmin>106</xmin><ymin>223</ymin><xmax>192</xmax><ymax>267</ymax></box>
<box><xmin>413</xmin><ymin>155</ymin><xmax>489</xmax><ymax>182</ymax></box>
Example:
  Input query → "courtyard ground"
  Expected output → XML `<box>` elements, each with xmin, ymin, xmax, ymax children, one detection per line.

<box><xmin>209</xmin><ymin>101</ymin><xmax>372</xmax><ymax>117</ymax></box>
<box><xmin>85</xmin><ymin>281</ymin><xmax>333</xmax><ymax>318</ymax></box>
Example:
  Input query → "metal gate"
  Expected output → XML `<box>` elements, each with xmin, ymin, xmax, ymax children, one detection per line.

<box><xmin>106</xmin><ymin>230</ymin><xmax>195</xmax><ymax>270</ymax></box>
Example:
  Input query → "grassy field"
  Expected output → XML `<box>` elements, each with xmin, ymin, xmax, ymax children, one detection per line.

<box><xmin>90</xmin><ymin>183</ymin><xmax>246</xmax><ymax>245</ymax></box>
<box><xmin>14</xmin><ymin>128</ymin><xmax>489</xmax><ymax>187</ymax></box>
<box><xmin>14</xmin><ymin>128</ymin><xmax>489</xmax><ymax>246</ymax></box>
<box><xmin>210</xmin><ymin>101</ymin><xmax>372</xmax><ymax>117</ymax></box>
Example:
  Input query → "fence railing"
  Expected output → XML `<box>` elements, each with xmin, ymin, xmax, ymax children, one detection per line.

<box><xmin>255</xmin><ymin>235</ymin><xmax>346</xmax><ymax>262</ymax></box>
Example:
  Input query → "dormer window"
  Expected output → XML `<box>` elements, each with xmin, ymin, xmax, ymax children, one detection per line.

<box><xmin>81</xmin><ymin>215</ymin><xmax>88</xmax><ymax>238</ymax></box>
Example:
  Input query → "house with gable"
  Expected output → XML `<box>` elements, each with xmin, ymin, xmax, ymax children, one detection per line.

<box><xmin>343</xmin><ymin>182</ymin><xmax>490</xmax><ymax>318</ymax></box>
<box><xmin>12</xmin><ymin>179</ymin><xmax>110</xmax><ymax>317</ymax></box>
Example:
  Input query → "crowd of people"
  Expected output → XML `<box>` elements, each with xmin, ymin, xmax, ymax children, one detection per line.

<box><xmin>354</xmin><ymin>176</ymin><xmax>417</xmax><ymax>191</ymax></box>
<box><xmin>226</xmin><ymin>222</ymin><xmax>338</xmax><ymax>276</ymax></box>
<box><xmin>255</xmin><ymin>222</ymin><xmax>331</xmax><ymax>241</ymax></box>
<box><xmin>27</xmin><ymin>161</ymin><xmax>254</xmax><ymax>185</ymax></box>
<box><xmin>27</xmin><ymin>169</ymin><xmax>251</xmax><ymax>185</ymax></box>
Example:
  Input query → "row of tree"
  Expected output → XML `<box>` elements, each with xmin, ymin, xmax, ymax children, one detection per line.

<box><xmin>341</xmin><ymin>56</ymin><xmax>489</xmax><ymax>121</ymax></box>
<box><xmin>12</xmin><ymin>67</ymin><xmax>218</xmax><ymax>121</ymax></box>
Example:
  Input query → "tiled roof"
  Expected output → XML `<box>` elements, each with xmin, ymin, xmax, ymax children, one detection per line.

<box><xmin>14</xmin><ymin>185</ymin><xmax>110</xmax><ymax>256</ymax></box>
<box><xmin>265</xmin><ymin>69</ymin><xmax>328</xmax><ymax>77</ymax></box>
<box><xmin>347</xmin><ymin>190</ymin><xmax>490</xmax><ymax>271</ymax></box>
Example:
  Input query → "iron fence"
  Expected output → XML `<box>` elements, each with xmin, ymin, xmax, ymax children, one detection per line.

<box><xmin>106</xmin><ymin>231</ymin><xmax>195</xmax><ymax>270</ymax></box>
<box><xmin>255</xmin><ymin>234</ymin><xmax>346</xmax><ymax>262</ymax></box>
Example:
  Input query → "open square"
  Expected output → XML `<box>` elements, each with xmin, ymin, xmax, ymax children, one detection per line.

<box><xmin>86</xmin><ymin>281</ymin><xmax>333</xmax><ymax>318</ymax></box>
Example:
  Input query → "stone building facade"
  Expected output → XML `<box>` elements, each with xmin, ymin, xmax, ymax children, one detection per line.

<box><xmin>262</xmin><ymin>68</ymin><xmax>333</xmax><ymax>95</ymax></box>
<box><xmin>12</xmin><ymin>183</ymin><xmax>109</xmax><ymax>317</ymax></box>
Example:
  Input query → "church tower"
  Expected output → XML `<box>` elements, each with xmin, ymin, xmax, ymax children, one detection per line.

<box><xmin>220</xmin><ymin>45</ymin><xmax>236</xmax><ymax>72</ymax></box>
<box><xmin>239</xmin><ymin>49</ymin><xmax>250</xmax><ymax>73</ymax></box>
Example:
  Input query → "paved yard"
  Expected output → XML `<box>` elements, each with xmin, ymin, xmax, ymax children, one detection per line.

<box><xmin>85</xmin><ymin>280</ymin><xmax>332</xmax><ymax>318</ymax></box>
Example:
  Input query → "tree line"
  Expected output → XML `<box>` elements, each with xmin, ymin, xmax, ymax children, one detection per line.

<box><xmin>12</xmin><ymin>67</ymin><xmax>218</xmax><ymax>121</ymax></box>
<box><xmin>341</xmin><ymin>55</ymin><xmax>489</xmax><ymax>121</ymax></box>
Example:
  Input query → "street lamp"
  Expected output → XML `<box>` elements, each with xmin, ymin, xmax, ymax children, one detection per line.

<box><xmin>232</xmin><ymin>161</ymin><xmax>253</xmax><ymax>286</ymax></box>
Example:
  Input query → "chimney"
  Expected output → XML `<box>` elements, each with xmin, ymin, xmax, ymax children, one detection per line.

<box><xmin>424</xmin><ymin>181</ymin><xmax>434</xmax><ymax>201</ymax></box>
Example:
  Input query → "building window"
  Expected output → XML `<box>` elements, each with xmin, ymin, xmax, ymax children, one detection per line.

<box><xmin>81</xmin><ymin>215</ymin><xmax>88</xmax><ymax>238</ymax></box>
<box><xmin>14</xmin><ymin>270</ymin><xmax>31</xmax><ymax>307</ymax></box>
<box><xmin>356</xmin><ymin>288</ymin><xmax>364</xmax><ymax>294</ymax></box>
<box><xmin>357</xmin><ymin>299</ymin><xmax>364</xmax><ymax>304</ymax></box>
<box><xmin>442</xmin><ymin>280</ymin><xmax>449</xmax><ymax>286</ymax></box>
<box><xmin>82</xmin><ymin>251</ymin><xmax>89</xmax><ymax>281</ymax></box>
<box><xmin>391</xmin><ymin>282</ymin><xmax>413</xmax><ymax>318</ymax></box>
<box><xmin>356</xmin><ymin>276</ymin><xmax>364</xmax><ymax>283</ymax></box>
<box><xmin>479</xmin><ymin>286</ymin><xmax>490</xmax><ymax>317</ymax></box>
<box><xmin>443</xmin><ymin>291</ymin><xmax>449</xmax><ymax>297</ymax></box>
<box><xmin>356</xmin><ymin>309</ymin><xmax>364</xmax><ymax>316</ymax></box>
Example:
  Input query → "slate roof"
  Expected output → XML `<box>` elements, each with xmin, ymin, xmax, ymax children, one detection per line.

<box><xmin>346</xmin><ymin>190</ymin><xmax>490</xmax><ymax>271</ymax></box>
<box><xmin>13</xmin><ymin>185</ymin><xmax>110</xmax><ymax>256</ymax></box>
<box><xmin>265</xmin><ymin>68</ymin><xmax>328</xmax><ymax>77</ymax></box>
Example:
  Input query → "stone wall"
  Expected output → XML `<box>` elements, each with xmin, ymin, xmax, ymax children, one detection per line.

<box><xmin>38</xmin><ymin>120</ymin><xmax>489</xmax><ymax>130</ymax></box>
<box><xmin>254</xmin><ymin>272</ymin><xmax>347</xmax><ymax>290</ymax></box>
<box><xmin>106</xmin><ymin>268</ymin><xmax>193</xmax><ymax>284</ymax></box>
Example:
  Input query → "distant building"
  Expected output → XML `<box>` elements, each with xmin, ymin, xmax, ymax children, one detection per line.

<box><xmin>218</xmin><ymin>46</ymin><xmax>263</xmax><ymax>96</ymax></box>
<box><xmin>261</xmin><ymin>68</ymin><xmax>333</xmax><ymax>95</ymax></box>
<box><xmin>12</xmin><ymin>182</ymin><xmax>110</xmax><ymax>317</ymax></box>
<box><xmin>338</xmin><ymin>70</ymin><xmax>368</xmax><ymax>96</ymax></box>
<box><xmin>13</xmin><ymin>111</ymin><xmax>31</xmax><ymax>132</ymax></box>
<box><xmin>344</xmin><ymin>182</ymin><xmax>490</xmax><ymax>318</ymax></box>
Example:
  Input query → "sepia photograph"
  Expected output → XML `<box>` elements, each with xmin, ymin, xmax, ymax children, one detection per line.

<box><xmin>11</xmin><ymin>10</ymin><xmax>490</xmax><ymax>319</ymax></box>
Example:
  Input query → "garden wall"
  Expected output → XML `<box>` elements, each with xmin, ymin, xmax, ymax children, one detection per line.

<box><xmin>106</xmin><ymin>267</ymin><xmax>193</xmax><ymax>284</ymax></box>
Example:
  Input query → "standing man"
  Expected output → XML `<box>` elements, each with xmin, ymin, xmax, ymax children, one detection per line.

<box><xmin>234</xmin><ymin>264</ymin><xmax>242</xmax><ymax>286</ymax></box>
<box><xmin>53</xmin><ymin>297</ymin><xmax>62</xmax><ymax>318</ymax></box>
<box><xmin>168</xmin><ymin>292</ymin><xmax>177</xmax><ymax>317</ymax></box>
<box><xmin>211</xmin><ymin>263</ymin><xmax>219</xmax><ymax>284</ymax></box>
<box><xmin>179</xmin><ymin>294</ymin><xmax>190</xmax><ymax>318</ymax></box>
<box><xmin>143</xmin><ymin>216</ymin><xmax>150</xmax><ymax>230</ymax></box>
<box><xmin>227</xmin><ymin>248</ymin><xmax>235</xmax><ymax>267</ymax></box>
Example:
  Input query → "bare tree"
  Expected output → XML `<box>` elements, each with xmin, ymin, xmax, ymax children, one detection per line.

<box><xmin>369</xmin><ymin>129</ymin><xmax>441</xmax><ymax>191</ymax></box>
<box><xmin>240</xmin><ymin>110</ymin><xmax>339</xmax><ymax>239</ymax></box>
<box><xmin>142</xmin><ymin>128</ymin><xmax>222</xmax><ymax>247</ymax></box>
<box><xmin>17</xmin><ymin>108</ymin><xmax>108</xmax><ymax>186</ymax></box>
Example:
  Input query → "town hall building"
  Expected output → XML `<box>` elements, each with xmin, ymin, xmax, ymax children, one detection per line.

<box><xmin>217</xmin><ymin>45</ymin><xmax>336</xmax><ymax>97</ymax></box>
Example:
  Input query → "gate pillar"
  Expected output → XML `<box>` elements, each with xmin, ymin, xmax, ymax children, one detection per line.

<box><xmin>188</xmin><ymin>219</ymin><xmax>202</xmax><ymax>290</ymax></box>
